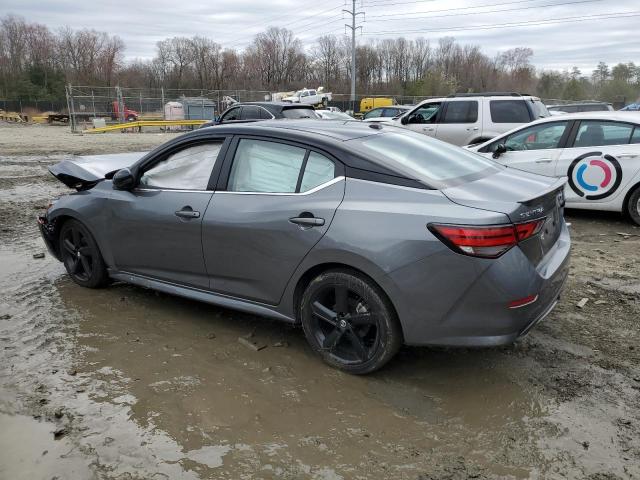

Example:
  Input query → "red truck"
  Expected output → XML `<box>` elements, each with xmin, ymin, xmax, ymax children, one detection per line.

<box><xmin>112</xmin><ymin>101</ymin><xmax>139</xmax><ymax>122</ymax></box>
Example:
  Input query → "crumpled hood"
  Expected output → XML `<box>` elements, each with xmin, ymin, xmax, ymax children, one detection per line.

<box><xmin>49</xmin><ymin>152</ymin><xmax>147</xmax><ymax>189</ymax></box>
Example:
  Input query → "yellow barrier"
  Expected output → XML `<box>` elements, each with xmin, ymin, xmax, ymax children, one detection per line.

<box><xmin>0</xmin><ymin>111</ymin><xmax>24</xmax><ymax>123</ymax></box>
<box><xmin>86</xmin><ymin>119</ymin><xmax>208</xmax><ymax>133</ymax></box>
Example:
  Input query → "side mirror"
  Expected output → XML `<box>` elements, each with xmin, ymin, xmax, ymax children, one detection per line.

<box><xmin>492</xmin><ymin>144</ymin><xmax>507</xmax><ymax>159</ymax></box>
<box><xmin>401</xmin><ymin>115</ymin><xmax>409</xmax><ymax>125</ymax></box>
<box><xmin>112</xmin><ymin>168</ymin><xmax>136</xmax><ymax>190</ymax></box>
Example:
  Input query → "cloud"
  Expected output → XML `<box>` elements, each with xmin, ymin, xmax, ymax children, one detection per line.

<box><xmin>2</xmin><ymin>0</ymin><xmax>637</xmax><ymax>70</ymax></box>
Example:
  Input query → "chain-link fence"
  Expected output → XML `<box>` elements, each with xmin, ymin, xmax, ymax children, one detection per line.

<box><xmin>8</xmin><ymin>86</ymin><xmax>579</xmax><ymax>132</ymax></box>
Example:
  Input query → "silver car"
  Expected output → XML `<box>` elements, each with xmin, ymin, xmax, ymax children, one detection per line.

<box><xmin>39</xmin><ymin>121</ymin><xmax>570</xmax><ymax>373</ymax></box>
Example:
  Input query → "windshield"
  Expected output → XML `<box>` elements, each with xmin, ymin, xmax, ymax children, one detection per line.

<box><xmin>282</xmin><ymin>107</ymin><xmax>319</xmax><ymax>119</ymax></box>
<box><xmin>348</xmin><ymin>129</ymin><xmax>499</xmax><ymax>188</ymax></box>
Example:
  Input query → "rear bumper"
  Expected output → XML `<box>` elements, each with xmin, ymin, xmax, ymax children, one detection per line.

<box><xmin>386</xmin><ymin>221</ymin><xmax>571</xmax><ymax>347</ymax></box>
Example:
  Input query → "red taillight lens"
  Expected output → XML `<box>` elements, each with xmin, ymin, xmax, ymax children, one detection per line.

<box><xmin>429</xmin><ymin>219</ymin><xmax>544</xmax><ymax>258</ymax></box>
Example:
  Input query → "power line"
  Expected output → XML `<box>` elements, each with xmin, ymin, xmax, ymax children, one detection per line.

<box><xmin>221</xmin><ymin>2</ymin><xmax>344</xmax><ymax>49</ymax></box>
<box><xmin>361</xmin><ymin>10</ymin><xmax>640</xmax><ymax>35</ymax></box>
<box><xmin>366</xmin><ymin>0</ymin><xmax>602</xmax><ymax>21</ymax></box>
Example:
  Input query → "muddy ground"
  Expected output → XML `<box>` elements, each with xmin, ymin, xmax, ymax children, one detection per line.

<box><xmin>0</xmin><ymin>122</ymin><xmax>638</xmax><ymax>479</ymax></box>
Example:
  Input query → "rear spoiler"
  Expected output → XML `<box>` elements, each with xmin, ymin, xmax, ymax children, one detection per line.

<box><xmin>518</xmin><ymin>177</ymin><xmax>567</xmax><ymax>205</ymax></box>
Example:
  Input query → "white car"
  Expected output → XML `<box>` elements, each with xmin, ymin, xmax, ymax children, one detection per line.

<box><xmin>315</xmin><ymin>110</ymin><xmax>353</xmax><ymax>120</ymax></box>
<box><xmin>466</xmin><ymin>112</ymin><xmax>640</xmax><ymax>224</ymax></box>
<box><xmin>389</xmin><ymin>93</ymin><xmax>548</xmax><ymax>146</ymax></box>
<box><xmin>283</xmin><ymin>88</ymin><xmax>332</xmax><ymax>107</ymax></box>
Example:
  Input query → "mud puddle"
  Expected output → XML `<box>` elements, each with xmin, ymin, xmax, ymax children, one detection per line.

<box><xmin>1</xmin><ymin>141</ymin><xmax>639</xmax><ymax>478</ymax></box>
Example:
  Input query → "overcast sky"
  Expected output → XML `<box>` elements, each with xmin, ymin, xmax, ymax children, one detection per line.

<box><xmin>3</xmin><ymin>0</ymin><xmax>639</xmax><ymax>73</ymax></box>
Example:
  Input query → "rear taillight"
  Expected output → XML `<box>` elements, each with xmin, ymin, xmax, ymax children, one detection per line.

<box><xmin>428</xmin><ymin>219</ymin><xmax>544</xmax><ymax>258</ymax></box>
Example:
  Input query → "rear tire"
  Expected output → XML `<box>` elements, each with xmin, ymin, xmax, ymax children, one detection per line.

<box><xmin>627</xmin><ymin>186</ymin><xmax>640</xmax><ymax>226</ymax></box>
<box><xmin>59</xmin><ymin>219</ymin><xmax>109</xmax><ymax>288</ymax></box>
<box><xmin>300</xmin><ymin>269</ymin><xmax>402</xmax><ymax>374</ymax></box>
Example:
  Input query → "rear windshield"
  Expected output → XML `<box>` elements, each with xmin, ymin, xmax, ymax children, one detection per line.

<box><xmin>282</xmin><ymin>107</ymin><xmax>318</xmax><ymax>119</ymax></box>
<box><xmin>348</xmin><ymin>130</ymin><xmax>500</xmax><ymax>188</ymax></box>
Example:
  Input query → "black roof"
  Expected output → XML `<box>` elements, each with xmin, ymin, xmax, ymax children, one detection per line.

<box><xmin>228</xmin><ymin>101</ymin><xmax>315</xmax><ymax>112</ymax></box>
<box><xmin>167</xmin><ymin>120</ymin><xmax>426</xmax><ymax>189</ymax></box>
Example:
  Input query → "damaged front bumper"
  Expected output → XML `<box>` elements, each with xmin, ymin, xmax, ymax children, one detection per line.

<box><xmin>37</xmin><ymin>214</ymin><xmax>61</xmax><ymax>261</ymax></box>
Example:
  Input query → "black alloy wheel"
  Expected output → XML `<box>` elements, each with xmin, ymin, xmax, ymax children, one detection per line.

<box><xmin>301</xmin><ymin>270</ymin><xmax>402</xmax><ymax>374</ymax></box>
<box><xmin>59</xmin><ymin>219</ymin><xmax>109</xmax><ymax>288</ymax></box>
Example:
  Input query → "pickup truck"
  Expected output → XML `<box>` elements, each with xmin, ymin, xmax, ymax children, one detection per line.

<box><xmin>283</xmin><ymin>88</ymin><xmax>332</xmax><ymax>107</ymax></box>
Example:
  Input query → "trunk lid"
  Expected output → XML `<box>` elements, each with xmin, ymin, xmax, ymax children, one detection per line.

<box><xmin>49</xmin><ymin>152</ymin><xmax>146</xmax><ymax>190</ymax></box>
<box><xmin>442</xmin><ymin>168</ymin><xmax>567</xmax><ymax>263</ymax></box>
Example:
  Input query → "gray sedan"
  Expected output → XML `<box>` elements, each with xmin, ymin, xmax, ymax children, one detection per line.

<box><xmin>39</xmin><ymin>121</ymin><xmax>570</xmax><ymax>373</ymax></box>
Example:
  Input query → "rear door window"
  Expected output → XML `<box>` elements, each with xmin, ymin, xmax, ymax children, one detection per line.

<box><xmin>573</xmin><ymin>121</ymin><xmax>634</xmax><ymax>147</ymax></box>
<box><xmin>239</xmin><ymin>106</ymin><xmax>261</xmax><ymax>120</ymax></box>
<box><xmin>490</xmin><ymin>100</ymin><xmax>531</xmax><ymax>123</ymax></box>
<box><xmin>441</xmin><ymin>101</ymin><xmax>478</xmax><ymax>124</ymax></box>
<box><xmin>631</xmin><ymin>128</ymin><xmax>640</xmax><ymax>144</ymax></box>
<box><xmin>299</xmin><ymin>152</ymin><xmax>336</xmax><ymax>192</ymax></box>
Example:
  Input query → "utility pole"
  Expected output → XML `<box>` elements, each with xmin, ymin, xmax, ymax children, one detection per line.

<box><xmin>343</xmin><ymin>1</ymin><xmax>364</xmax><ymax>112</ymax></box>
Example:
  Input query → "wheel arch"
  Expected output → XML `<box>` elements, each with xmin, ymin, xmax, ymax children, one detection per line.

<box><xmin>622</xmin><ymin>180</ymin><xmax>640</xmax><ymax>216</ymax></box>
<box><xmin>48</xmin><ymin>210</ymin><xmax>109</xmax><ymax>265</ymax></box>
<box><xmin>291</xmin><ymin>262</ymin><xmax>403</xmax><ymax>341</ymax></box>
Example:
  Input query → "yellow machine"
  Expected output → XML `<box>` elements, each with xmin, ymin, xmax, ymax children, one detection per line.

<box><xmin>359</xmin><ymin>97</ymin><xmax>395</xmax><ymax>112</ymax></box>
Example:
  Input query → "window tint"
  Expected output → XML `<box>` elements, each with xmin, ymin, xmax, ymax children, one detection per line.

<box><xmin>490</xmin><ymin>100</ymin><xmax>531</xmax><ymax>123</ymax></box>
<box><xmin>222</xmin><ymin>107</ymin><xmax>240</xmax><ymax>122</ymax></box>
<box><xmin>350</xmin><ymin>130</ymin><xmax>498</xmax><ymax>187</ymax></box>
<box><xmin>140</xmin><ymin>142</ymin><xmax>222</xmax><ymax>190</ymax></box>
<box><xmin>442</xmin><ymin>101</ymin><xmax>478</xmax><ymax>124</ymax></box>
<box><xmin>227</xmin><ymin>140</ymin><xmax>306</xmax><ymax>193</ymax></box>
<box><xmin>574</xmin><ymin>121</ymin><xmax>634</xmax><ymax>147</ymax></box>
<box><xmin>239</xmin><ymin>106</ymin><xmax>260</xmax><ymax>120</ymax></box>
<box><xmin>631</xmin><ymin>128</ymin><xmax>640</xmax><ymax>144</ymax></box>
<box><xmin>364</xmin><ymin>108</ymin><xmax>383</xmax><ymax>119</ymax></box>
<box><xmin>259</xmin><ymin>107</ymin><xmax>273</xmax><ymax>119</ymax></box>
<box><xmin>407</xmin><ymin>103</ymin><xmax>441</xmax><ymax>124</ymax></box>
<box><xmin>498</xmin><ymin>122</ymin><xmax>568</xmax><ymax>152</ymax></box>
<box><xmin>281</xmin><ymin>107</ymin><xmax>317</xmax><ymax>119</ymax></box>
<box><xmin>300</xmin><ymin>152</ymin><xmax>335</xmax><ymax>192</ymax></box>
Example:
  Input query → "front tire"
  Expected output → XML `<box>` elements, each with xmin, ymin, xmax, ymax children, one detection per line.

<box><xmin>300</xmin><ymin>270</ymin><xmax>402</xmax><ymax>374</ymax></box>
<box><xmin>627</xmin><ymin>186</ymin><xmax>640</xmax><ymax>226</ymax></box>
<box><xmin>59</xmin><ymin>219</ymin><xmax>109</xmax><ymax>288</ymax></box>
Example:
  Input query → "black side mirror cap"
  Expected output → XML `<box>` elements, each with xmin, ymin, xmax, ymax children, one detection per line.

<box><xmin>400</xmin><ymin>115</ymin><xmax>409</xmax><ymax>125</ymax></box>
<box><xmin>492</xmin><ymin>144</ymin><xmax>507</xmax><ymax>159</ymax></box>
<box><xmin>112</xmin><ymin>168</ymin><xmax>136</xmax><ymax>190</ymax></box>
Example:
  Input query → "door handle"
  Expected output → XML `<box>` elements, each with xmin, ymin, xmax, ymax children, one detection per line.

<box><xmin>289</xmin><ymin>216</ymin><xmax>325</xmax><ymax>227</ymax></box>
<box><xmin>175</xmin><ymin>208</ymin><xmax>200</xmax><ymax>219</ymax></box>
<box><xmin>423</xmin><ymin>127</ymin><xmax>435</xmax><ymax>131</ymax></box>
<box><xmin>618</xmin><ymin>153</ymin><xmax>638</xmax><ymax>159</ymax></box>
<box><xmin>535</xmin><ymin>158</ymin><xmax>553</xmax><ymax>164</ymax></box>
<box><xmin>466</xmin><ymin>127</ymin><xmax>479</xmax><ymax>131</ymax></box>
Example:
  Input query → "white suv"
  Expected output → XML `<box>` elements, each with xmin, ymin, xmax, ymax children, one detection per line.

<box><xmin>391</xmin><ymin>93</ymin><xmax>549</xmax><ymax>146</ymax></box>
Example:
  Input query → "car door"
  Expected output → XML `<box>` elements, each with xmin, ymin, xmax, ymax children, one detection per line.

<box><xmin>435</xmin><ymin>100</ymin><xmax>481</xmax><ymax>145</ymax></box>
<box><xmin>487</xmin><ymin>99</ymin><xmax>533</xmax><ymax>136</ymax></box>
<box><xmin>484</xmin><ymin>120</ymin><xmax>571</xmax><ymax>176</ymax></box>
<box><xmin>402</xmin><ymin>101</ymin><xmax>442</xmax><ymax>137</ymax></box>
<box><xmin>555</xmin><ymin>120</ymin><xmax>639</xmax><ymax>206</ymax></box>
<box><xmin>107</xmin><ymin>138</ymin><xmax>229</xmax><ymax>288</ymax></box>
<box><xmin>202</xmin><ymin>137</ymin><xmax>345</xmax><ymax>305</ymax></box>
